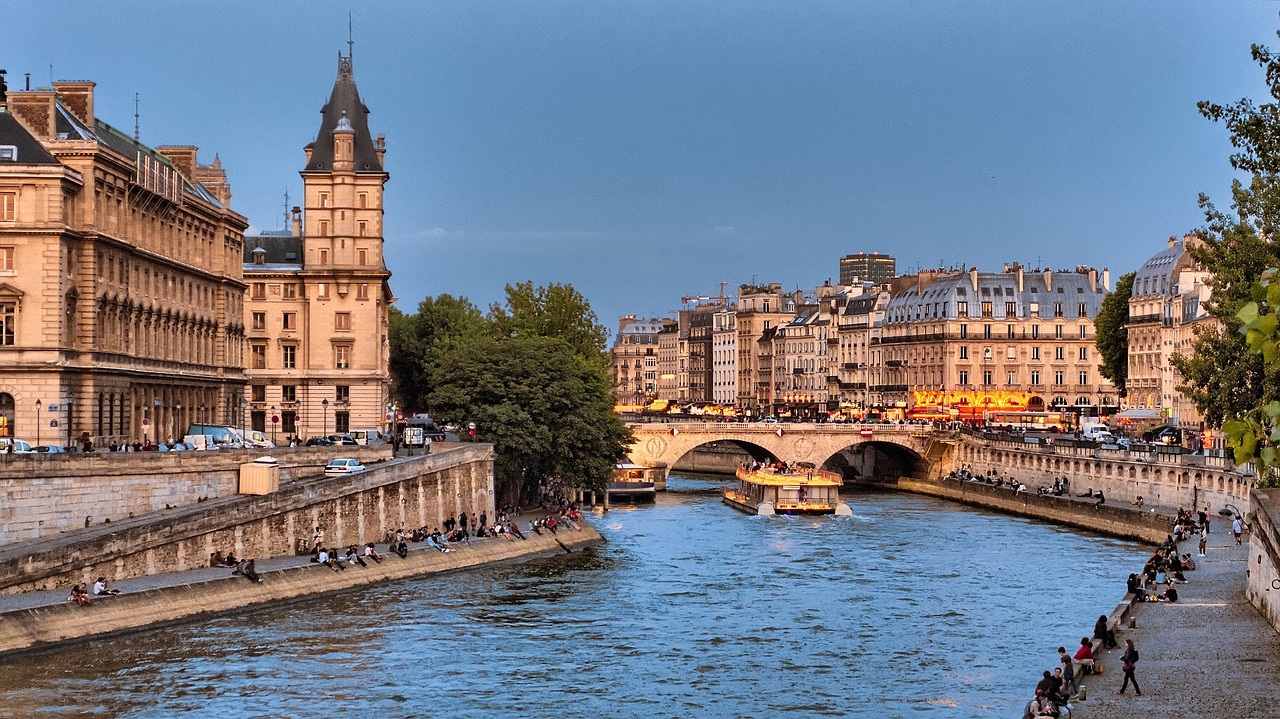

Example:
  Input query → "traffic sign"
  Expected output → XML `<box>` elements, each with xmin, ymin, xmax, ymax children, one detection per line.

<box><xmin>141</xmin><ymin>418</ymin><xmax>150</xmax><ymax>426</ymax></box>
<box><xmin>271</xmin><ymin>415</ymin><xmax>279</xmax><ymax>424</ymax></box>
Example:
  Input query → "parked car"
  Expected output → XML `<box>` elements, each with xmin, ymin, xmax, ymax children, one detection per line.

<box><xmin>2</xmin><ymin>439</ymin><xmax>33</xmax><ymax>453</ymax></box>
<box><xmin>31</xmin><ymin>445</ymin><xmax>66</xmax><ymax>454</ymax></box>
<box><xmin>324</xmin><ymin>458</ymin><xmax>366</xmax><ymax>476</ymax></box>
<box><xmin>1143</xmin><ymin>426</ymin><xmax>1183</xmax><ymax>446</ymax></box>
<box><xmin>327</xmin><ymin>434</ymin><xmax>358</xmax><ymax>446</ymax></box>
<box><xmin>306</xmin><ymin>436</ymin><xmax>335</xmax><ymax>447</ymax></box>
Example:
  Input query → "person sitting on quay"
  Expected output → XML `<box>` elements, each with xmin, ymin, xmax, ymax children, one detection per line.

<box><xmin>315</xmin><ymin>546</ymin><xmax>341</xmax><ymax>571</ymax></box>
<box><xmin>1127</xmin><ymin>573</ymin><xmax>1147</xmax><ymax>602</ymax></box>
<box><xmin>1094</xmin><ymin>490</ymin><xmax>1106</xmax><ymax>507</ymax></box>
<box><xmin>1131</xmin><ymin>495</ymin><xmax>1144</xmax><ymax>508</ymax></box>
<box><xmin>507</xmin><ymin>521</ymin><xmax>526</xmax><ymax>540</ymax></box>
<box><xmin>1160</xmin><ymin>584</ymin><xmax>1179</xmax><ymax>602</ymax></box>
<box><xmin>92</xmin><ymin>576</ymin><xmax>120</xmax><ymax>596</ymax></box>
<box><xmin>1093</xmin><ymin>614</ymin><xmax>1118</xmax><ymax>649</ymax></box>
<box><xmin>1022</xmin><ymin>688</ymin><xmax>1058</xmax><ymax>719</ymax></box>
<box><xmin>424</xmin><ymin>531</ymin><xmax>449</xmax><ymax>552</ymax></box>
<box><xmin>363</xmin><ymin>542</ymin><xmax>383</xmax><ymax>563</ymax></box>
<box><xmin>210</xmin><ymin>550</ymin><xmax>225</xmax><ymax>568</ymax></box>
<box><xmin>1074</xmin><ymin>637</ymin><xmax>1098</xmax><ymax>675</ymax></box>
<box><xmin>69</xmin><ymin>583</ymin><xmax>91</xmax><ymax>606</ymax></box>
<box><xmin>343</xmin><ymin>545</ymin><xmax>368</xmax><ymax>568</ymax></box>
<box><xmin>393</xmin><ymin>539</ymin><xmax>409</xmax><ymax>558</ymax></box>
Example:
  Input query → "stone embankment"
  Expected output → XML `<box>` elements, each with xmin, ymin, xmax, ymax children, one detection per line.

<box><xmin>0</xmin><ymin>523</ymin><xmax>603</xmax><ymax>658</ymax></box>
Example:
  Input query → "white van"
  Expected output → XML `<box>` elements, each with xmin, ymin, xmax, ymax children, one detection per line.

<box><xmin>351</xmin><ymin>429</ymin><xmax>384</xmax><ymax>446</ymax></box>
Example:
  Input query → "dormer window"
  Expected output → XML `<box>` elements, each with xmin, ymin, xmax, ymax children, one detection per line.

<box><xmin>252</xmin><ymin>247</ymin><xmax>266</xmax><ymax>265</ymax></box>
<box><xmin>0</xmin><ymin>146</ymin><xmax>16</xmax><ymax>162</ymax></box>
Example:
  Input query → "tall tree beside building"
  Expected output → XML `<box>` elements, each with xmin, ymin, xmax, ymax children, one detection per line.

<box><xmin>392</xmin><ymin>284</ymin><xmax>630</xmax><ymax>504</ymax></box>
<box><xmin>489</xmin><ymin>281</ymin><xmax>610</xmax><ymax>364</ymax></box>
<box><xmin>1094</xmin><ymin>271</ymin><xmax>1135</xmax><ymax>394</ymax></box>
<box><xmin>1170</xmin><ymin>32</ymin><xmax>1280</xmax><ymax>435</ymax></box>
<box><xmin>388</xmin><ymin>295</ymin><xmax>487</xmax><ymax>414</ymax></box>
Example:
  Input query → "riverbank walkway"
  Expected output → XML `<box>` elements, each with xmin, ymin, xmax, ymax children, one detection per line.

<box><xmin>1067</xmin><ymin>509</ymin><xmax>1280</xmax><ymax>716</ymax></box>
<box><xmin>0</xmin><ymin>527</ymin><xmax>569</xmax><ymax>616</ymax></box>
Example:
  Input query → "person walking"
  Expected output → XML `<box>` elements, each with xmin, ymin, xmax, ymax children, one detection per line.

<box><xmin>1118</xmin><ymin>639</ymin><xmax>1141</xmax><ymax>696</ymax></box>
<box><xmin>1198</xmin><ymin>525</ymin><xmax>1208</xmax><ymax>557</ymax></box>
<box><xmin>1232</xmin><ymin>515</ymin><xmax>1244</xmax><ymax>545</ymax></box>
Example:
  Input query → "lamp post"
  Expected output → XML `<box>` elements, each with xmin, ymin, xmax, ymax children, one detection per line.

<box><xmin>152</xmin><ymin>396</ymin><xmax>161</xmax><ymax>443</ymax></box>
<box><xmin>34</xmin><ymin>399</ymin><xmax>41</xmax><ymax>446</ymax></box>
<box><xmin>270</xmin><ymin>405</ymin><xmax>277</xmax><ymax>445</ymax></box>
<box><xmin>240</xmin><ymin>398</ymin><xmax>248</xmax><ymax>446</ymax></box>
<box><xmin>175</xmin><ymin>402</ymin><xmax>181</xmax><ymax>443</ymax></box>
<box><xmin>322</xmin><ymin>398</ymin><xmax>330</xmax><ymax>438</ymax></box>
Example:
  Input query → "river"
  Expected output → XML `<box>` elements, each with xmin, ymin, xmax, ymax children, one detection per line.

<box><xmin>0</xmin><ymin>474</ymin><xmax>1147</xmax><ymax>718</ymax></box>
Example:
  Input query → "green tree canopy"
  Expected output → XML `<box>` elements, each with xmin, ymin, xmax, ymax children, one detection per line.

<box><xmin>390</xmin><ymin>283</ymin><xmax>630</xmax><ymax>505</ymax></box>
<box><xmin>489</xmin><ymin>281</ymin><xmax>609</xmax><ymax>363</ymax></box>
<box><xmin>1094</xmin><ymin>271</ymin><xmax>1134</xmax><ymax>394</ymax></box>
<box><xmin>1170</xmin><ymin>31</ymin><xmax>1280</xmax><ymax>432</ymax></box>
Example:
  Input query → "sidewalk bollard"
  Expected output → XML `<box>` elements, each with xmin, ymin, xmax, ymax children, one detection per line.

<box><xmin>1128</xmin><ymin>616</ymin><xmax>1137</xmax><ymax>628</ymax></box>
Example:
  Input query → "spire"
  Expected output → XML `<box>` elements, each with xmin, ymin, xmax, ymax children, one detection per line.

<box><xmin>303</xmin><ymin>50</ymin><xmax>382</xmax><ymax>173</ymax></box>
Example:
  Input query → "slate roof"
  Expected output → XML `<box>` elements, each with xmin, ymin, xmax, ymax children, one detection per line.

<box><xmin>0</xmin><ymin>109</ymin><xmax>59</xmax><ymax>164</ymax></box>
<box><xmin>886</xmin><ymin>270</ymin><xmax>1106</xmax><ymax>324</ymax></box>
<box><xmin>303</xmin><ymin>56</ymin><xmax>383</xmax><ymax>174</ymax></box>
<box><xmin>243</xmin><ymin>232</ymin><xmax>303</xmax><ymax>270</ymax></box>
<box><xmin>1133</xmin><ymin>241</ymin><xmax>1187</xmax><ymax>299</ymax></box>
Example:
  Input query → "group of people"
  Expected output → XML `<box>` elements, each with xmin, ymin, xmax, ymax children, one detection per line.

<box><xmin>67</xmin><ymin>576</ymin><xmax>121</xmax><ymax>605</ymax></box>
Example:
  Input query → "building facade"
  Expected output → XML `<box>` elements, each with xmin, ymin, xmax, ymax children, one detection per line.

<box><xmin>1126</xmin><ymin>235</ymin><xmax>1215</xmax><ymax>432</ymax></box>
<box><xmin>0</xmin><ymin>80</ymin><xmax>247</xmax><ymax>447</ymax></box>
<box><xmin>839</xmin><ymin>252</ymin><xmax>895</xmax><ymax>286</ymax></box>
<box><xmin>734</xmin><ymin>283</ymin><xmax>796</xmax><ymax>412</ymax></box>
<box><xmin>242</xmin><ymin>53</ymin><xmax>393</xmax><ymax>442</ymax></box>
<box><xmin>609</xmin><ymin>315</ymin><xmax>666</xmax><ymax>406</ymax></box>
<box><xmin>879</xmin><ymin>265</ymin><xmax>1118</xmax><ymax>422</ymax></box>
<box><xmin>711</xmin><ymin>307</ymin><xmax>737</xmax><ymax>404</ymax></box>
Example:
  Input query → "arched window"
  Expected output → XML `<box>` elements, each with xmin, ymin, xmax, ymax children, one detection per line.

<box><xmin>0</xmin><ymin>393</ymin><xmax>13</xmax><ymax>437</ymax></box>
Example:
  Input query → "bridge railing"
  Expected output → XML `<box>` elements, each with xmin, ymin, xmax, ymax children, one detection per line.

<box><xmin>627</xmin><ymin>421</ymin><xmax>919</xmax><ymax>433</ymax></box>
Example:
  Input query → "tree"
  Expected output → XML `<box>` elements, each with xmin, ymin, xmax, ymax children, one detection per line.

<box><xmin>489</xmin><ymin>281</ymin><xmax>609</xmax><ymax>364</ymax></box>
<box><xmin>428</xmin><ymin>334</ymin><xmax>630</xmax><ymax>506</ymax></box>
<box><xmin>1094</xmin><ymin>271</ymin><xmax>1134</xmax><ymax>394</ymax></box>
<box><xmin>388</xmin><ymin>295</ymin><xmax>486</xmax><ymax>413</ymax></box>
<box><xmin>1172</xmin><ymin>29</ymin><xmax>1280</xmax><ymax>474</ymax></box>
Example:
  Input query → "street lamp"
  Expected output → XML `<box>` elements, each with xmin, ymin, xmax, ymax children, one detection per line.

<box><xmin>34</xmin><ymin>399</ymin><xmax>41</xmax><ymax>446</ymax></box>
<box><xmin>270</xmin><ymin>405</ymin><xmax>277</xmax><ymax>445</ymax></box>
<box><xmin>322</xmin><ymin>398</ymin><xmax>330</xmax><ymax>438</ymax></box>
<box><xmin>240</xmin><ymin>398</ymin><xmax>248</xmax><ymax>446</ymax></box>
<box><xmin>152</xmin><ymin>396</ymin><xmax>161</xmax><ymax>443</ymax></box>
<box><xmin>175</xmin><ymin>402</ymin><xmax>182</xmax><ymax>443</ymax></box>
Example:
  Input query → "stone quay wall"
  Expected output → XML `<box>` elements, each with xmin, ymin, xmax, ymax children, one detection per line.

<box><xmin>0</xmin><ymin>523</ymin><xmax>603</xmax><ymax>658</ymax></box>
<box><xmin>0</xmin><ymin>446</ymin><xmax>493</xmax><ymax>595</ymax></box>
<box><xmin>947</xmin><ymin>434</ymin><xmax>1253</xmax><ymax>516</ymax></box>
<box><xmin>1245</xmin><ymin>488</ymin><xmax>1280</xmax><ymax>632</ymax></box>
<box><xmin>896</xmin><ymin>477</ymin><xmax>1172</xmax><ymax>543</ymax></box>
<box><xmin>0</xmin><ymin>445</ymin><xmax>392</xmax><ymax>544</ymax></box>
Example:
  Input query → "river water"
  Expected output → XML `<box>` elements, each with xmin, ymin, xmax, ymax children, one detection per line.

<box><xmin>0</xmin><ymin>474</ymin><xmax>1147</xmax><ymax>718</ymax></box>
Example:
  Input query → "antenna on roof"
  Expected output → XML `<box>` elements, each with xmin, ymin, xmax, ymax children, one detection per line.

<box><xmin>48</xmin><ymin>64</ymin><xmax>53</xmax><ymax>86</ymax></box>
<box><xmin>347</xmin><ymin>13</ymin><xmax>355</xmax><ymax>61</ymax></box>
<box><xmin>133</xmin><ymin>93</ymin><xmax>140</xmax><ymax>142</ymax></box>
<box><xmin>282</xmin><ymin>187</ymin><xmax>291</xmax><ymax>229</ymax></box>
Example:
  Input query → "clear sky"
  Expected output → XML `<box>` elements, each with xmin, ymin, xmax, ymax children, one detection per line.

<box><xmin>7</xmin><ymin>1</ymin><xmax>1277</xmax><ymax>335</ymax></box>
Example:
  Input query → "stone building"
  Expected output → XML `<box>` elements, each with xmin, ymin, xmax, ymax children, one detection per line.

<box><xmin>769</xmin><ymin>307</ymin><xmax>830</xmax><ymax>417</ymax></box>
<box><xmin>1126</xmin><ymin>235</ymin><xmax>1214</xmax><ymax>432</ymax></box>
<box><xmin>0</xmin><ymin>80</ymin><xmax>247</xmax><ymax>446</ymax></box>
<box><xmin>828</xmin><ymin>284</ymin><xmax>887</xmax><ymax>417</ymax></box>
<box><xmin>879</xmin><ymin>264</ymin><xmax>1118</xmax><ymax>423</ymax></box>
<box><xmin>838</xmin><ymin>251</ymin><xmax>895</xmax><ymax>286</ymax></box>
<box><xmin>711</xmin><ymin>307</ymin><xmax>737</xmax><ymax>404</ymax></box>
<box><xmin>676</xmin><ymin>304</ymin><xmax>720</xmax><ymax>402</ymax></box>
<box><xmin>242</xmin><ymin>52</ymin><xmax>393</xmax><ymax>442</ymax></box>
<box><xmin>734</xmin><ymin>283</ymin><xmax>796</xmax><ymax>413</ymax></box>
<box><xmin>609</xmin><ymin>315</ymin><xmax>666</xmax><ymax>407</ymax></box>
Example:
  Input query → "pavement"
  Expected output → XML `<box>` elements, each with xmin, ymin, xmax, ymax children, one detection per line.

<box><xmin>1066</xmin><ymin>512</ymin><xmax>1280</xmax><ymax>717</ymax></box>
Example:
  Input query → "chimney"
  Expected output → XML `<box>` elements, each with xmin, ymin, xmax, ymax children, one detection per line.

<box><xmin>1102</xmin><ymin>268</ymin><xmax>1111</xmax><ymax>292</ymax></box>
<box><xmin>969</xmin><ymin>266</ymin><xmax>979</xmax><ymax>293</ymax></box>
<box><xmin>1088</xmin><ymin>267</ymin><xmax>1098</xmax><ymax>293</ymax></box>
<box><xmin>291</xmin><ymin>206</ymin><xmax>302</xmax><ymax>237</ymax></box>
<box><xmin>1168</xmin><ymin>235</ymin><xmax>1178</xmax><ymax>248</ymax></box>
<box><xmin>375</xmin><ymin>134</ymin><xmax>386</xmax><ymax>166</ymax></box>
<box><xmin>303</xmin><ymin>143</ymin><xmax>315</xmax><ymax>163</ymax></box>
<box><xmin>1014</xmin><ymin>263</ymin><xmax>1024</xmax><ymax>293</ymax></box>
<box><xmin>52</xmin><ymin>81</ymin><xmax>95</xmax><ymax>126</ymax></box>
<box><xmin>6</xmin><ymin>89</ymin><xmax>58</xmax><ymax>139</ymax></box>
<box><xmin>156</xmin><ymin>145</ymin><xmax>198</xmax><ymax>179</ymax></box>
<box><xmin>1043</xmin><ymin>269</ymin><xmax>1052</xmax><ymax>292</ymax></box>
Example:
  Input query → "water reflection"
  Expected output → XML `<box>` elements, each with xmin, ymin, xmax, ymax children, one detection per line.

<box><xmin>0</xmin><ymin>474</ymin><xmax>1146</xmax><ymax>719</ymax></box>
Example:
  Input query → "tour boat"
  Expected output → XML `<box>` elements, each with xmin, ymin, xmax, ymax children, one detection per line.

<box><xmin>723</xmin><ymin>465</ymin><xmax>852</xmax><ymax>516</ymax></box>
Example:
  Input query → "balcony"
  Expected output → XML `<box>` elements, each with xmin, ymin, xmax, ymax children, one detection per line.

<box><xmin>840</xmin><ymin>381</ymin><xmax>867</xmax><ymax>390</ymax></box>
<box><xmin>1128</xmin><ymin>313</ymin><xmax>1161</xmax><ymax>325</ymax></box>
<box><xmin>885</xmin><ymin>359</ymin><xmax>906</xmax><ymax>368</ymax></box>
<box><xmin>870</xmin><ymin>384</ymin><xmax>908</xmax><ymax>393</ymax></box>
<box><xmin>792</xmin><ymin>368</ymin><xmax>804</xmax><ymax>375</ymax></box>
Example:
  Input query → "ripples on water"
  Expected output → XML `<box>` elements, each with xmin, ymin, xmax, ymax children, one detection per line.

<box><xmin>0</xmin><ymin>475</ymin><xmax>1147</xmax><ymax>718</ymax></box>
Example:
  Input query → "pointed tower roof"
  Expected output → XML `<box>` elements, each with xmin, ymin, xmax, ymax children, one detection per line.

<box><xmin>303</xmin><ymin>53</ymin><xmax>383</xmax><ymax>173</ymax></box>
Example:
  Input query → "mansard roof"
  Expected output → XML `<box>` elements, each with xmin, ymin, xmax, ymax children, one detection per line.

<box><xmin>303</xmin><ymin>54</ymin><xmax>383</xmax><ymax>174</ymax></box>
<box><xmin>0</xmin><ymin>109</ymin><xmax>59</xmax><ymax>165</ymax></box>
<box><xmin>243</xmin><ymin>232</ymin><xmax>303</xmax><ymax>270</ymax></box>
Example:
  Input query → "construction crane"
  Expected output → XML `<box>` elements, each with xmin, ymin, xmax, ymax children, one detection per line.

<box><xmin>680</xmin><ymin>281</ymin><xmax>730</xmax><ymax>307</ymax></box>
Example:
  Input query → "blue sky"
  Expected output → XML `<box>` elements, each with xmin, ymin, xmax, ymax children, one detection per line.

<box><xmin>7</xmin><ymin>1</ymin><xmax>1276</xmax><ymax>334</ymax></box>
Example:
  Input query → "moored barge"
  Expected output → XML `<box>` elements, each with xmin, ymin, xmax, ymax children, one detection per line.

<box><xmin>723</xmin><ymin>466</ymin><xmax>852</xmax><ymax>516</ymax></box>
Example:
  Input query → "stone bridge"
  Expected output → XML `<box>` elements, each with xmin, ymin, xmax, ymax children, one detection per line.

<box><xmin>626</xmin><ymin>422</ymin><xmax>948</xmax><ymax>481</ymax></box>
